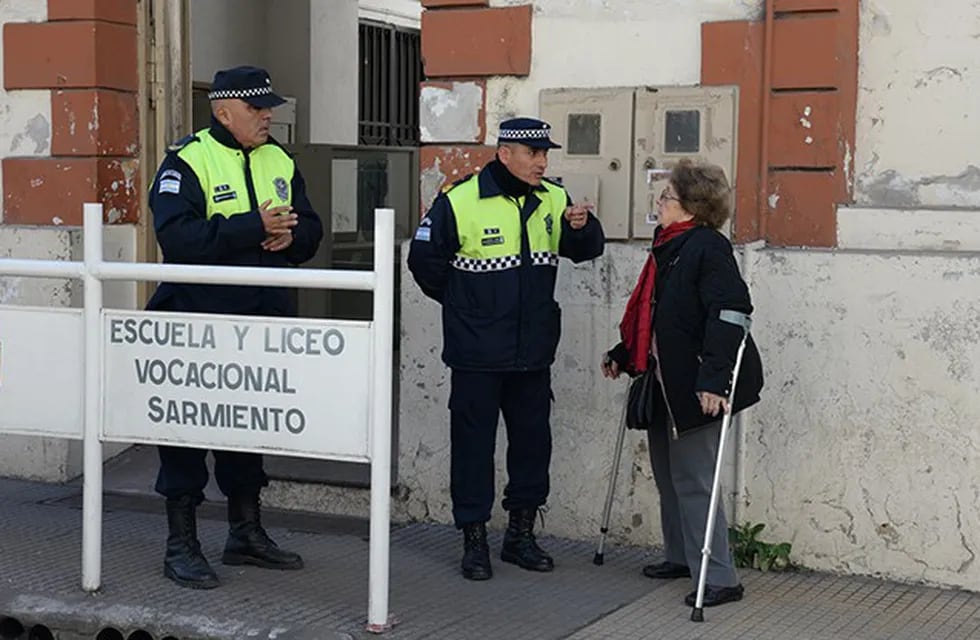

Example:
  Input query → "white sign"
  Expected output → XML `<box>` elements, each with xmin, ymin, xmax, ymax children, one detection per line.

<box><xmin>102</xmin><ymin>310</ymin><xmax>372</xmax><ymax>461</ymax></box>
<box><xmin>0</xmin><ymin>307</ymin><xmax>84</xmax><ymax>439</ymax></box>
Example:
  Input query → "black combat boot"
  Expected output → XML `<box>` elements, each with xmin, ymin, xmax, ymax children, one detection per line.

<box><xmin>461</xmin><ymin>522</ymin><xmax>492</xmax><ymax>581</ymax></box>
<box><xmin>501</xmin><ymin>508</ymin><xmax>554</xmax><ymax>572</ymax></box>
<box><xmin>164</xmin><ymin>496</ymin><xmax>219</xmax><ymax>589</ymax></box>
<box><xmin>221</xmin><ymin>494</ymin><xmax>303</xmax><ymax>570</ymax></box>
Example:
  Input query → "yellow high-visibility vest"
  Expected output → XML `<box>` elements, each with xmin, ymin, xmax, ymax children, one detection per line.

<box><xmin>176</xmin><ymin>129</ymin><xmax>295</xmax><ymax>219</ymax></box>
<box><xmin>446</xmin><ymin>177</ymin><xmax>566</xmax><ymax>272</ymax></box>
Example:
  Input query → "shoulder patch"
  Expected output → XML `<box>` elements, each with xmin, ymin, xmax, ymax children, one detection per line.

<box><xmin>441</xmin><ymin>173</ymin><xmax>475</xmax><ymax>194</ymax></box>
<box><xmin>167</xmin><ymin>134</ymin><xmax>200</xmax><ymax>153</ymax></box>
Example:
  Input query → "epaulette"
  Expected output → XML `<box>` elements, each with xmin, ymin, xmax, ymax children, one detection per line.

<box><xmin>542</xmin><ymin>176</ymin><xmax>564</xmax><ymax>188</ymax></box>
<box><xmin>167</xmin><ymin>134</ymin><xmax>200</xmax><ymax>152</ymax></box>
<box><xmin>441</xmin><ymin>173</ymin><xmax>475</xmax><ymax>194</ymax></box>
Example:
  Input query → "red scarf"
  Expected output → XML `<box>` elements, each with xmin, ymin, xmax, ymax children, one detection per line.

<box><xmin>618</xmin><ymin>220</ymin><xmax>698</xmax><ymax>374</ymax></box>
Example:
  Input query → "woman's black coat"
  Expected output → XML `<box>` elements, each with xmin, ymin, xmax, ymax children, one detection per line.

<box><xmin>611</xmin><ymin>226</ymin><xmax>764</xmax><ymax>435</ymax></box>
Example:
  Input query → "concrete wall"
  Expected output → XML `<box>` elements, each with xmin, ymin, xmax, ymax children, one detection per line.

<box><xmin>484</xmin><ymin>0</ymin><xmax>763</xmax><ymax>132</ymax></box>
<box><xmin>745</xmin><ymin>247</ymin><xmax>980</xmax><ymax>591</ymax></box>
<box><xmin>266</xmin><ymin>0</ymin><xmax>312</xmax><ymax>143</ymax></box>
<box><xmin>394</xmin><ymin>0</ymin><xmax>980</xmax><ymax>593</ymax></box>
<box><xmin>361</xmin><ymin>0</ymin><xmax>421</xmax><ymax>29</ymax></box>
<box><xmin>310</xmin><ymin>0</ymin><xmax>359</xmax><ymax>145</ymax></box>
<box><xmin>190</xmin><ymin>0</ymin><xmax>267</xmax><ymax>84</ymax></box>
<box><xmin>854</xmin><ymin>1</ymin><xmax>980</xmax><ymax>209</ymax></box>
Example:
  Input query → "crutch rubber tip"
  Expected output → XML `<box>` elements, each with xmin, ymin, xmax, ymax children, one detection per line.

<box><xmin>690</xmin><ymin>608</ymin><xmax>704</xmax><ymax>622</ymax></box>
<box><xmin>593</xmin><ymin>552</ymin><xmax>604</xmax><ymax>565</ymax></box>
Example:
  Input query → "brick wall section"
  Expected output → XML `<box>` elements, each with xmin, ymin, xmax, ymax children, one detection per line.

<box><xmin>702</xmin><ymin>1</ymin><xmax>858</xmax><ymax>247</ymax></box>
<box><xmin>418</xmin><ymin>1</ymin><xmax>532</xmax><ymax>214</ymax></box>
<box><xmin>2</xmin><ymin>0</ymin><xmax>139</xmax><ymax>226</ymax></box>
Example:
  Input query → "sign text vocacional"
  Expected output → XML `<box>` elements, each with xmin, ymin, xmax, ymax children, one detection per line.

<box><xmin>102</xmin><ymin>311</ymin><xmax>372</xmax><ymax>460</ymax></box>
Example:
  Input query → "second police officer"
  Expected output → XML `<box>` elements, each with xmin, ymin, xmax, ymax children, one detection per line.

<box><xmin>408</xmin><ymin>118</ymin><xmax>606</xmax><ymax>580</ymax></box>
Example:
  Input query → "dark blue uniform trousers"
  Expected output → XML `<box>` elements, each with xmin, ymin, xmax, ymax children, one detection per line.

<box><xmin>155</xmin><ymin>446</ymin><xmax>268</xmax><ymax>503</ymax></box>
<box><xmin>450</xmin><ymin>368</ymin><xmax>552</xmax><ymax>527</ymax></box>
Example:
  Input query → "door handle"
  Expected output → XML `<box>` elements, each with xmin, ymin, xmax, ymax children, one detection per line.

<box><xmin>608</xmin><ymin>158</ymin><xmax>621</xmax><ymax>171</ymax></box>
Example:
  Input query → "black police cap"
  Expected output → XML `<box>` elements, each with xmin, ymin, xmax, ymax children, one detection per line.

<box><xmin>497</xmin><ymin>117</ymin><xmax>562</xmax><ymax>149</ymax></box>
<box><xmin>208</xmin><ymin>66</ymin><xmax>286</xmax><ymax>109</ymax></box>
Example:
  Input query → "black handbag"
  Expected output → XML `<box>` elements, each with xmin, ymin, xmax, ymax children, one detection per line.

<box><xmin>626</xmin><ymin>369</ymin><xmax>661</xmax><ymax>430</ymax></box>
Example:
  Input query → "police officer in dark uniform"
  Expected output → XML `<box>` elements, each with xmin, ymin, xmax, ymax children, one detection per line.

<box><xmin>408</xmin><ymin>117</ymin><xmax>605</xmax><ymax>580</ymax></box>
<box><xmin>147</xmin><ymin>66</ymin><xmax>323</xmax><ymax>589</ymax></box>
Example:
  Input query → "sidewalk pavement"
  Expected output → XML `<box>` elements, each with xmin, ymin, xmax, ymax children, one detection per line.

<box><xmin>1</xmin><ymin>477</ymin><xmax>978</xmax><ymax>640</ymax></box>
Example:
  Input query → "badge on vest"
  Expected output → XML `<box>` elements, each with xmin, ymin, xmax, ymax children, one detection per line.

<box><xmin>481</xmin><ymin>227</ymin><xmax>504</xmax><ymax>246</ymax></box>
<box><xmin>212</xmin><ymin>184</ymin><xmax>237</xmax><ymax>203</ymax></box>
<box><xmin>544</xmin><ymin>214</ymin><xmax>554</xmax><ymax>236</ymax></box>
<box><xmin>274</xmin><ymin>177</ymin><xmax>289</xmax><ymax>202</ymax></box>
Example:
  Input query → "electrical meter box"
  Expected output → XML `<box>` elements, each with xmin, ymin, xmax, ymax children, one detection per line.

<box><xmin>541</xmin><ymin>86</ymin><xmax>738</xmax><ymax>240</ymax></box>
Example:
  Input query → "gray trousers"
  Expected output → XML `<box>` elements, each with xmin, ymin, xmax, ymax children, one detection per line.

<box><xmin>647</xmin><ymin>419</ymin><xmax>739</xmax><ymax>588</ymax></box>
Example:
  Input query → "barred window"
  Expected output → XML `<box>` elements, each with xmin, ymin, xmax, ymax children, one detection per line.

<box><xmin>359</xmin><ymin>21</ymin><xmax>423</xmax><ymax>147</ymax></box>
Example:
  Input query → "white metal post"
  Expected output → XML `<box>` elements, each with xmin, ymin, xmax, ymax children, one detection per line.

<box><xmin>367</xmin><ymin>208</ymin><xmax>394</xmax><ymax>633</ymax></box>
<box><xmin>81</xmin><ymin>203</ymin><xmax>104</xmax><ymax>591</ymax></box>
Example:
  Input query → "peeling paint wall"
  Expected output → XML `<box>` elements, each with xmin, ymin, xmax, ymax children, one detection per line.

<box><xmin>420</xmin><ymin>82</ymin><xmax>484</xmax><ymax>143</ymax></box>
<box><xmin>746</xmin><ymin>248</ymin><xmax>980</xmax><ymax>591</ymax></box>
<box><xmin>0</xmin><ymin>1</ymin><xmax>137</xmax><ymax>481</ymax></box>
<box><xmin>855</xmin><ymin>1</ymin><xmax>980</xmax><ymax>209</ymax></box>
<box><xmin>388</xmin><ymin>0</ymin><xmax>980</xmax><ymax>595</ymax></box>
<box><xmin>399</xmin><ymin>242</ymin><xmax>980</xmax><ymax>591</ymax></box>
<box><xmin>0</xmin><ymin>0</ymin><xmax>50</xmax><ymax>224</ymax></box>
<box><xmin>395</xmin><ymin>0</ymin><xmax>980</xmax><ymax>593</ymax></box>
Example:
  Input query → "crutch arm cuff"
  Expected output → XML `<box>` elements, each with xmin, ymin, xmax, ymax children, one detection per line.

<box><xmin>719</xmin><ymin>309</ymin><xmax>752</xmax><ymax>331</ymax></box>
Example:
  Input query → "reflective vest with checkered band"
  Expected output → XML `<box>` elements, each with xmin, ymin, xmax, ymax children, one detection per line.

<box><xmin>177</xmin><ymin>128</ymin><xmax>295</xmax><ymax>219</ymax></box>
<box><xmin>446</xmin><ymin>176</ymin><xmax>565</xmax><ymax>273</ymax></box>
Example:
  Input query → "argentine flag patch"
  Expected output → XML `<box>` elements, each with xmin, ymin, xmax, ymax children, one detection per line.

<box><xmin>158</xmin><ymin>169</ymin><xmax>181</xmax><ymax>195</ymax></box>
<box><xmin>414</xmin><ymin>227</ymin><xmax>431</xmax><ymax>242</ymax></box>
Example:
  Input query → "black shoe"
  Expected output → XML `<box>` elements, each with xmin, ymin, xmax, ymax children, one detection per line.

<box><xmin>642</xmin><ymin>561</ymin><xmax>691</xmax><ymax>579</ymax></box>
<box><xmin>461</xmin><ymin>522</ymin><xmax>492</xmax><ymax>581</ymax></box>
<box><xmin>685</xmin><ymin>584</ymin><xmax>745</xmax><ymax>607</ymax></box>
<box><xmin>222</xmin><ymin>494</ymin><xmax>304</xmax><ymax>570</ymax></box>
<box><xmin>500</xmin><ymin>508</ymin><xmax>554</xmax><ymax>572</ymax></box>
<box><xmin>164</xmin><ymin>496</ymin><xmax>219</xmax><ymax>590</ymax></box>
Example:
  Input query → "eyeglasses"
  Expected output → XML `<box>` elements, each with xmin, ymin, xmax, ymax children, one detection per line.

<box><xmin>658</xmin><ymin>187</ymin><xmax>680</xmax><ymax>203</ymax></box>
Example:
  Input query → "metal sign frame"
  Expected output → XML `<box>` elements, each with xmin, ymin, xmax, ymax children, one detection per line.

<box><xmin>0</xmin><ymin>203</ymin><xmax>395</xmax><ymax>633</ymax></box>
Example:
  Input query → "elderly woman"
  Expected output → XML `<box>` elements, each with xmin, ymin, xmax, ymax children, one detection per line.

<box><xmin>601</xmin><ymin>160</ymin><xmax>763</xmax><ymax>608</ymax></box>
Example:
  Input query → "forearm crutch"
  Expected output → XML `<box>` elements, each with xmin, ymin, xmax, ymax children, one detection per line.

<box><xmin>691</xmin><ymin>309</ymin><xmax>752</xmax><ymax>623</ymax></box>
<box><xmin>593</xmin><ymin>383</ymin><xmax>630</xmax><ymax>565</ymax></box>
